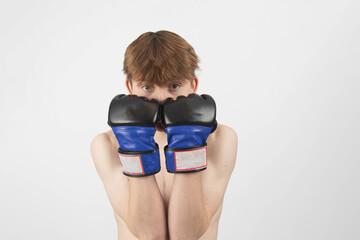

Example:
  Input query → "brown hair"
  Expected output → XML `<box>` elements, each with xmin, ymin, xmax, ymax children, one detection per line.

<box><xmin>123</xmin><ymin>30</ymin><xmax>200</xmax><ymax>87</ymax></box>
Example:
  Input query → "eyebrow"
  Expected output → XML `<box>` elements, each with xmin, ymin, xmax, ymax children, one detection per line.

<box><xmin>136</xmin><ymin>81</ymin><xmax>181</xmax><ymax>88</ymax></box>
<box><xmin>135</xmin><ymin>81</ymin><xmax>147</xmax><ymax>86</ymax></box>
<box><xmin>136</xmin><ymin>81</ymin><xmax>154</xmax><ymax>87</ymax></box>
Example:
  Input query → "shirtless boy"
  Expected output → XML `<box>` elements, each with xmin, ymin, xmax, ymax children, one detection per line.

<box><xmin>90</xmin><ymin>30</ymin><xmax>238</xmax><ymax>240</ymax></box>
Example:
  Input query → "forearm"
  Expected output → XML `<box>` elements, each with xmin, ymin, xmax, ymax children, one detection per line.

<box><xmin>127</xmin><ymin>175</ymin><xmax>167</xmax><ymax>240</ymax></box>
<box><xmin>168</xmin><ymin>171</ymin><xmax>209</xmax><ymax>240</ymax></box>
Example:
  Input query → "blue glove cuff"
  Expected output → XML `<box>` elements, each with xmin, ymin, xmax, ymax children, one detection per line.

<box><xmin>111</xmin><ymin>126</ymin><xmax>157</xmax><ymax>151</ymax></box>
<box><xmin>164</xmin><ymin>125</ymin><xmax>212</xmax><ymax>149</ymax></box>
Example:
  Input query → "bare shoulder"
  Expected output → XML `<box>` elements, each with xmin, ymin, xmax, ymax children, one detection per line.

<box><xmin>90</xmin><ymin>130</ymin><xmax>121</xmax><ymax>179</ymax></box>
<box><xmin>200</xmin><ymin>123</ymin><xmax>238</xmax><ymax>222</ymax></box>
<box><xmin>208</xmin><ymin>123</ymin><xmax>238</xmax><ymax>168</ymax></box>
<box><xmin>90</xmin><ymin>131</ymin><xmax>130</xmax><ymax>221</ymax></box>
<box><xmin>213</xmin><ymin>123</ymin><xmax>238</xmax><ymax>143</ymax></box>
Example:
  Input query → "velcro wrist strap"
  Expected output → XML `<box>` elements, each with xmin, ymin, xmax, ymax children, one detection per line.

<box><xmin>164</xmin><ymin>144</ymin><xmax>207</xmax><ymax>173</ymax></box>
<box><xmin>118</xmin><ymin>144</ymin><xmax>161</xmax><ymax>177</ymax></box>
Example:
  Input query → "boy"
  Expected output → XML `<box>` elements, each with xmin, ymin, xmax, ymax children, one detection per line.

<box><xmin>90</xmin><ymin>30</ymin><xmax>238</xmax><ymax>240</ymax></box>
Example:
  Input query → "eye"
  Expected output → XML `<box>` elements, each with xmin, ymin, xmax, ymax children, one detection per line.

<box><xmin>141</xmin><ymin>85</ymin><xmax>151</xmax><ymax>91</ymax></box>
<box><xmin>171</xmin><ymin>83</ymin><xmax>180</xmax><ymax>90</ymax></box>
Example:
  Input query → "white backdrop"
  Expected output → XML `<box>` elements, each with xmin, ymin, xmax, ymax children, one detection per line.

<box><xmin>1</xmin><ymin>0</ymin><xmax>359</xmax><ymax>239</ymax></box>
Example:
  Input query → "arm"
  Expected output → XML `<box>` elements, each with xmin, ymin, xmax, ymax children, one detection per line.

<box><xmin>168</xmin><ymin>125</ymin><xmax>238</xmax><ymax>240</ymax></box>
<box><xmin>128</xmin><ymin>176</ymin><xmax>168</xmax><ymax>240</ymax></box>
<box><xmin>90</xmin><ymin>133</ymin><xmax>168</xmax><ymax>240</ymax></box>
<box><xmin>168</xmin><ymin>171</ymin><xmax>209</xmax><ymax>240</ymax></box>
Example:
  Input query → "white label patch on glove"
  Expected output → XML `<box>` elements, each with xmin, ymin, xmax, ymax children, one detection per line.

<box><xmin>118</xmin><ymin>154</ymin><xmax>144</xmax><ymax>174</ymax></box>
<box><xmin>174</xmin><ymin>147</ymin><xmax>207</xmax><ymax>171</ymax></box>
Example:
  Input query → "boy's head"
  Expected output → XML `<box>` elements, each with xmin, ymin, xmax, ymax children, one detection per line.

<box><xmin>123</xmin><ymin>30</ymin><xmax>200</xmax><ymax>105</ymax></box>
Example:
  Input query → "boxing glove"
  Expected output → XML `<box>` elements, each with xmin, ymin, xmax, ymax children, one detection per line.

<box><xmin>108</xmin><ymin>94</ymin><xmax>161</xmax><ymax>177</ymax></box>
<box><xmin>161</xmin><ymin>93</ymin><xmax>217</xmax><ymax>173</ymax></box>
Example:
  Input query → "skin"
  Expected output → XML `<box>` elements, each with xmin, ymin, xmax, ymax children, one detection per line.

<box><xmin>90</xmin><ymin>76</ymin><xmax>238</xmax><ymax>240</ymax></box>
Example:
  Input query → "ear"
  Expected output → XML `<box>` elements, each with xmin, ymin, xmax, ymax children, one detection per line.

<box><xmin>191</xmin><ymin>76</ymin><xmax>199</xmax><ymax>93</ymax></box>
<box><xmin>125</xmin><ymin>78</ymin><xmax>133</xmax><ymax>94</ymax></box>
